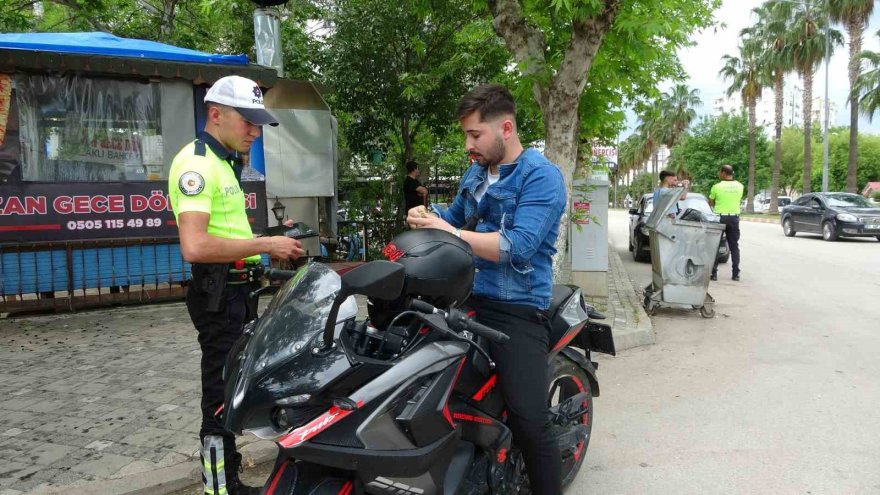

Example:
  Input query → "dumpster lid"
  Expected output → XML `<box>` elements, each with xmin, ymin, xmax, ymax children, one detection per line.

<box><xmin>645</xmin><ymin>187</ymin><xmax>684</xmax><ymax>230</ymax></box>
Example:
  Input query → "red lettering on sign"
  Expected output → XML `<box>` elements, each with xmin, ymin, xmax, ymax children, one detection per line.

<box><xmin>130</xmin><ymin>195</ymin><xmax>148</xmax><ymax>213</ymax></box>
<box><xmin>108</xmin><ymin>195</ymin><xmax>125</xmax><ymax>213</ymax></box>
<box><xmin>54</xmin><ymin>196</ymin><xmax>73</xmax><ymax>214</ymax></box>
<box><xmin>1</xmin><ymin>196</ymin><xmax>25</xmax><ymax>215</ymax></box>
<box><xmin>1</xmin><ymin>196</ymin><xmax>48</xmax><ymax>216</ymax></box>
<box><xmin>72</xmin><ymin>196</ymin><xmax>90</xmax><ymax>214</ymax></box>
<box><xmin>90</xmin><ymin>195</ymin><xmax>108</xmax><ymax>213</ymax></box>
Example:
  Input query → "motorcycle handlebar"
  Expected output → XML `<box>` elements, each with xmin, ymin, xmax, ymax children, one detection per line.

<box><xmin>410</xmin><ymin>299</ymin><xmax>510</xmax><ymax>344</ymax></box>
<box><xmin>266</xmin><ymin>268</ymin><xmax>298</xmax><ymax>280</ymax></box>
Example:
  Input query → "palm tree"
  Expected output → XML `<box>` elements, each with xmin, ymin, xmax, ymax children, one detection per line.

<box><xmin>829</xmin><ymin>0</ymin><xmax>874</xmax><ymax>193</ymax></box>
<box><xmin>660</xmin><ymin>84</ymin><xmax>701</xmax><ymax>151</ymax></box>
<box><xmin>782</xmin><ymin>0</ymin><xmax>841</xmax><ymax>193</ymax></box>
<box><xmin>854</xmin><ymin>32</ymin><xmax>880</xmax><ymax>122</ymax></box>
<box><xmin>747</xmin><ymin>0</ymin><xmax>793</xmax><ymax>214</ymax></box>
<box><xmin>635</xmin><ymin>104</ymin><xmax>664</xmax><ymax>186</ymax></box>
<box><xmin>720</xmin><ymin>39</ymin><xmax>768</xmax><ymax>214</ymax></box>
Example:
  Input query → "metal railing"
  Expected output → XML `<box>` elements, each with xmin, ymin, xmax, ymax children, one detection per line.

<box><xmin>0</xmin><ymin>237</ymin><xmax>189</xmax><ymax>315</ymax></box>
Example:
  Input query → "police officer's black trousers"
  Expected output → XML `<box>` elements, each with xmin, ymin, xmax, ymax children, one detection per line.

<box><xmin>472</xmin><ymin>298</ymin><xmax>562</xmax><ymax>495</ymax></box>
<box><xmin>712</xmin><ymin>215</ymin><xmax>741</xmax><ymax>277</ymax></box>
<box><xmin>186</xmin><ymin>281</ymin><xmax>257</xmax><ymax>463</ymax></box>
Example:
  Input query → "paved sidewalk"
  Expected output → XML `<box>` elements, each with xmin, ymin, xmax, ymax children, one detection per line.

<box><xmin>578</xmin><ymin>245</ymin><xmax>654</xmax><ymax>351</ymax></box>
<box><xmin>0</xmin><ymin>250</ymin><xmax>650</xmax><ymax>494</ymax></box>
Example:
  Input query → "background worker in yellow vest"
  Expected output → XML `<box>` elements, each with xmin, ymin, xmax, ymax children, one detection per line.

<box><xmin>168</xmin><ymin>75</ymin><xmax>304</xmax><ymax>495</ymax></box>
<box><xmin>709</xmin><ymin>164</ymin><xmax>744</xmax><ymax>282</ymax></box>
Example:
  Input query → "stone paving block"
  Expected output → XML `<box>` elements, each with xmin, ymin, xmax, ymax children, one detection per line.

<box><xmin>118</xmin><ymin>426</ymin><xmax>177</xmax><ymax>449</ymax></box>
<box><xmin>33</xmin><ymin>416</ymin><xmax>91</xmax><ymax>435</ymax></box>
<box><xmin>22</xmin><ymin>442</ymin><xmax>77</xmax><ymax>466</ymax></box>
<box><xmin>69</xmin><ymin>453</ymin><xmax>135</xmax><ymax>477</ymax></box>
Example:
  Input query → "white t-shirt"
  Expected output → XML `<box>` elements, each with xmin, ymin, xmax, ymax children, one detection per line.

<box><xmin>474</xmin><ymin>170</ymin><xmax>501</xmax><ymax>203</ymax></box>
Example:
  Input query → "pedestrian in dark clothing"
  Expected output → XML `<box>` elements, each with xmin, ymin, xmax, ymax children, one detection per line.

<box><xmin>404</xmin><ymin>160</ymin><xmax>428</xmax><ymax>212</ymax></box>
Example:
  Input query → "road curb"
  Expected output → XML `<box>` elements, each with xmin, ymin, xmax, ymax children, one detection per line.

<box><xmin>607</xmin><ymin>245</ymin><xmax>655</xmax><ymax>351</ymax></box>
<box><xmin>739</xmin><ymin>216</ymin><xmax>779</xmax><ymax>224</ymax></box>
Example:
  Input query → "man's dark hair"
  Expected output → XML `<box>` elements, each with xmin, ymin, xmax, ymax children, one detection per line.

<box><xmin>406</xmin><ymin>160</ymin><xmax>419</xmax><ymax>174</ymax></box>
<box><xmin>720</xmin><ymin>164</ymin><xmax>735</xmax><ymax>176</ymax></box>
<box><xmin>456</xmin><ymin>84</ymin><xmax>516</xmax><ymax>122</ymax></box>
<box><xmin>659</xmin><ymin>170</ymin><xmax>676</xmax><ymax>182</ymax></box>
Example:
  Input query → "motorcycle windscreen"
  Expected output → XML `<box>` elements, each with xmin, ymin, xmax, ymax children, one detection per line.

<box><xmin>247</xmin><ymin>263</ymin><xmax>351</xmax><ymax>377</ymax></box>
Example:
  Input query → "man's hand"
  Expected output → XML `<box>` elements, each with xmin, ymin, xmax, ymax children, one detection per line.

<box><xmin>406</xmin><ymin>205</ymin><xmax>433</xmax><ymax>228</ymax></box>
<box><xmin>267</xmin><ymin>236</ymin><xmax>306</xmax><ymax>260</ymax></box>
<box><xmin>283</xmin><ymin>219</ymin><xmax>295</xmax><ymax>227</ymax></box>
<box><xmin>408</xmin><ymin>211</ymin><xmax>455</xmax><ymax>234</ymax></box>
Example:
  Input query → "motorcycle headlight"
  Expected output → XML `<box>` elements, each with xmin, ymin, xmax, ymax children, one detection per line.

<box><xmin>836</xmin><ymin>213</ymin><xmax>858</xmax><ymax>222</ymax></box>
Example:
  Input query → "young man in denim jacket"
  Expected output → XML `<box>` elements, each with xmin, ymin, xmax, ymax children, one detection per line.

<box><xmin>407</xmin><ymin>84</ymin><xmax>567</xmax><ymax>495</ymax></box>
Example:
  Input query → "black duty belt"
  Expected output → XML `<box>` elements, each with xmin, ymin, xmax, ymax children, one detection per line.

<box><xmin>227</xmin><ymin>263</ymin><xmax>263</xmax><ymax>284</ymax></box>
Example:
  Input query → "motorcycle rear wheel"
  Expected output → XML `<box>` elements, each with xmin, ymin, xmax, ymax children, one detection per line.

<box><xmin>549</xmin><ymin>354</ymin><xmax>593</xmax><ymax>489</ymax></box>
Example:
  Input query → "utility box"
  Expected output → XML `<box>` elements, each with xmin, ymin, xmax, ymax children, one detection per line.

<box><xmin>570</xmin><ymin>170</ymin><xmax>609</xmax><ymax>297</ymax></box>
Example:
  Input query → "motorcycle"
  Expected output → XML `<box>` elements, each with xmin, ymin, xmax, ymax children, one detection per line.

<box><xmin>220</xmin><ymin>231</ymin><xmax>616</xmax><ymax>495</ymax></box>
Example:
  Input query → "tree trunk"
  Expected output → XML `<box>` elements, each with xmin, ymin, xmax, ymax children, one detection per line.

<box><xmin>802</xmin><ymin>70</ymin><xmax>813</xmax><ymax>194</ymax></box>
<box><xmin>770</xmin><ymin>72</ymin><xmax>783</xmax><ymax>214</ymax></box>
<box><xmin>160</xmin><ymin>0</ymin><xmax>177</xmax><ymax>39</ymax></box>
<box><xmin>651</xmin><ymin>149</ymin><xmax>658</xmax><ymax>186</ymax></box>
<box><xmin>542</xmin><ymin>90</ymin><xmax>581</xmax><ymax>284</ymax></box>
<box><xmin>746</xmin><ymin>99</ymin><xmax>756</xmax><ymax>214</ymax></box>
<box><xmin>846</xmin><ymin>18</ymin><xmax>863</xmax><ymax>193</ymax></box>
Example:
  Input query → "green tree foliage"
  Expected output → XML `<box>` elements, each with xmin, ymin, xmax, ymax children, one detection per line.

<box><xmin>809</xmin><ymin>129</ymin><xmax>880</xmax><ymax>191</ymax></box>
<box><xmin>0</xmin><ymin>1</ymin><xmax>321</xmax><ymax>81</ymax></box>
<box><xmin>667</xmin><ymin>112</ymin><xmax>772</xmax><ymax>195</ymax></box>
<box><xmin>318</xmin><ymin>0</ymin><xmax>509</xmax><ymax>218</ymax></box>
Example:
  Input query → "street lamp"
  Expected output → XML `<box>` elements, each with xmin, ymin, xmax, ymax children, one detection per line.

<box><xmin>821</xmin><ymin>3</ymin><xmax>830</xmax><ymax>193</ymax></box>
<box><xmin>271</xmin><ymin>197</ymin><xmax>286</xmax><ymax>226</ymax></box>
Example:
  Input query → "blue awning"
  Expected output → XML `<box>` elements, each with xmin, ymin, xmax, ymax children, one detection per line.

<box><xmin>0</xmin><ymin>32</ymin><xmax>249</xmax><ymax>65</ymax></box>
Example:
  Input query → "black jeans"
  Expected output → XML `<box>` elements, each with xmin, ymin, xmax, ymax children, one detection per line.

<box><xmin>186</xmin><ymin>279</ymin><xmax>258</xmax><ymax>447</ymax></box>
<box><xmin>713</xmin><ymin>215</ymin><xmax>741</xmax><ymax>276</ymax></box>
<box><xmin>470</xmin><ymin>297</ymin><xmax>561</xmax><ymax>495</ymax></box>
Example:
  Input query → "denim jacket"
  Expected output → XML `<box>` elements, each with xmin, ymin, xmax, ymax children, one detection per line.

<box><xmin>438</xmin><ymin>148</ymin><xmax>566</xmax><ymax>310</ymax></box>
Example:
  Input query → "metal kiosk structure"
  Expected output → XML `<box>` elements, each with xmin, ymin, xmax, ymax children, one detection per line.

<box><xmin>642</xmin><ymin>187</ymin><xmax>725</xmax><ymax>318</ymax></box>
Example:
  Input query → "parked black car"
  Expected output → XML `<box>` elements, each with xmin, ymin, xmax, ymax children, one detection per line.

<box><xmin>628</xmin><ymin>193</ymin><xmax>730</xmax><ymax>263</ymax></box>
<box><xmin>780</xmin><ymin>192</ymin><xmax>880</xmax><ymax>242</ymax></box>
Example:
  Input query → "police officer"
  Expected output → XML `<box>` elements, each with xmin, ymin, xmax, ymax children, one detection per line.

<box><xmin>709</xmin><ymin>164</ymin><xmax>744</xmax><ymax>281</ymax></box>
<box><xmin>168</xmin><ymin>75</ymin><xmax>304</xmax><ymax>495</ymax></box>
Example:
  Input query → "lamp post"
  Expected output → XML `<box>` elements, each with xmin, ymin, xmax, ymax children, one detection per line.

<box><xmin>271</xmin><ymin>197</ymin><xmax>286</xmax><ymax>226</ymax></box>
<box><xmin>821</xmin><ymin>3</ymin><xmax>830</xmax><ymax>193</ymax></box>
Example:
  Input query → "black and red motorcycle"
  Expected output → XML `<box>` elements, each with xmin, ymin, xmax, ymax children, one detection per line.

<box><xmin>221</xmin><ymin>229</ymin><xmax>616</xmax><ymax>495</ymax></box>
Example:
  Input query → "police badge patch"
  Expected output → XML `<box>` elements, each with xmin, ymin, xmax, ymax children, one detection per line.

<box><xmin>179</xmin><ymin>171</ymin><xmax>205</xmax><ymax>196</ymax></box>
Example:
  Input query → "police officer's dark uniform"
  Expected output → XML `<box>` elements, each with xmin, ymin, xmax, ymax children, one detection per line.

<box><xmin>168</xmin><ymin>75</ymin><xmax>280</xmax><ymax>495</ymax></box>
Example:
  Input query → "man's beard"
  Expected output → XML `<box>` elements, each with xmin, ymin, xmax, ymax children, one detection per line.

<box><xmin>472</xmin><ymin>135</ymin><xmax>505</xmax><ymax>168</ymax></box>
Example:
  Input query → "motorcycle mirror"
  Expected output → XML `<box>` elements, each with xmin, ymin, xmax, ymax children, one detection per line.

<box><xmin>319</xmin><ymin>261</ymin><xmax>406</xmax><ymax>351</ymax></box>
<box><xmin>339</xmin><ymin>260</ymin><xmax>405</xmax><ymax>300</ymax></box>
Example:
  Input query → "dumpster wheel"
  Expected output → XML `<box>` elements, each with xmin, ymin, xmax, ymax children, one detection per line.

<box><xmin>643</xmin><ymin>284</ymin><xmax>657</xmax><ymax>315</ymax></box>
<box><xmin>699</xmin><ymin>293</ymin><xmax>716</xmax><ymax>318</ymax></box>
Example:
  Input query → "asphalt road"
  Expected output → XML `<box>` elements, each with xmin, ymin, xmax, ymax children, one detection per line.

<box><xmin>573</xmin><ymin>210</ymin><xmax>880</xmax><ymax>494</ymax></box>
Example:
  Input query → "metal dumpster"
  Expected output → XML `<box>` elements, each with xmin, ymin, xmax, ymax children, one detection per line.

<box><xmin>642</xmin><ymin>187</ymin><xmax>725</xmax><ymax>318</ymax></box>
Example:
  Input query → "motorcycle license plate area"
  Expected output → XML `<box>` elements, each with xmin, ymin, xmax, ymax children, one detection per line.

<box><xmin>583</xmin><ymin>321</ymin><xmax>616</xmax><ymax>356</ymax></box>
